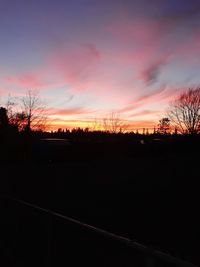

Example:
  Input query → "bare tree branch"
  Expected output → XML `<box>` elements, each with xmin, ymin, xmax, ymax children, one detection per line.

<box><xmin>101</xmin><ymin>112</ymin><xmax>129</xmax><ymax>133</ymax></box>
<box><xmin>168</xmin><ymin>87</ymin><xmax>200</xmax><ymax>134</ymax></box>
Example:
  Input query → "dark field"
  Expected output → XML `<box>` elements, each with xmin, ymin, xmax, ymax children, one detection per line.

<box><xmin>0</xmin><ymin>136</ymin><xmax>199</xmax><ymax>266</ymax></box>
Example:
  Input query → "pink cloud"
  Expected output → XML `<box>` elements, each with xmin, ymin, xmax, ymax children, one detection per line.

<box><xmin>107</xmin><ymin>16</ymin><xmax>164</xmax><ymax>45</ymax></box>
<box><xmin>119</xmin><ymin>87</ymin><xmax>167</xmax><ymax>113</ymax></box>
<box><xmin>47</xmin><ymin>107</ymin><xmax>94</xmax><ymax>116</ymax></box>
<box><xmin>106</xmin><ymin>13</ymin><xmax>200</xmax><ymax>85</ymax></box>
<box><xmin>140</xmin><ymin>58</ymin><xmax>168</xmax><ymax>85</ymax></box>
<box><xmin>119</xmin><ymin>85</ymin><xmax>181</xmax><ymax>115</ymax></box>
<box><xmin>51</xmin><ymin>43</ymin><xmax>101</xmax><ymax>91</ymax></box>
<box><xmin>5</xmin><ymin>73</ymin><xmax>44</xmax><ymax>88</ymax></box>
<box><xmin>135</xmin><ymin>87</ymin><xmax>167</xmax><ymax>103</ymax></box>
<box><xmin>102</xmin><ymin>20</ymin><xmax>169</xmax><ymax>89</ymax></box>
<box><xmin>129</xmin><ymin>109</ymin><xmax>162</xmax><ymax>118</ymax></box>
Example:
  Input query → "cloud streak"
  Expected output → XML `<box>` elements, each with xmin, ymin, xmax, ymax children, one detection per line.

<box><xmin>119</xmin><ymin>86</ymin><xmax>168</xmax><ymax>113</ymax></box>
<box><xmin>129</xmin><ymin>109</ymin><xmax>162</xmax><ymax>118</ymax></box>
<box><xmin>141</xmin><ymin>59</ymin><xmax>167</xmax><ymax>85</ymax></box>
<box><xmin>51</xmin><ymin>43</ymin><xmax>101</xmax><ymax>91</ymax></box>
<box><xmin>5</xmin><ymin>74</ymin><xmax>44</xmax><ymax>88</ymax></box>
<box><xmin>47</xmin><ymin>107</ymin><xmax>94</xmax><ymax>117</ymax></box>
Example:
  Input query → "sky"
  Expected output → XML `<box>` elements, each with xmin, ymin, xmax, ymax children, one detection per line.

<box><xmin>1</xmin><ymin>0</ymin><xmax>200</xmax><ymax>131</ymax></box>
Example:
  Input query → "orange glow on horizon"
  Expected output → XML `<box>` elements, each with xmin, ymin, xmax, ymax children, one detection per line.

<box><xmin>46</xmin><ymin>119</ymin><xmax>157</xmax><ymax>133</ymax></box>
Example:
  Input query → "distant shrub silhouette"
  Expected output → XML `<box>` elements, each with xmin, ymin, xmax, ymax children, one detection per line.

<box><xmin>157</xmin><ymin>118</ymin><xmax>171</xmax><ymax>134</ymax></box>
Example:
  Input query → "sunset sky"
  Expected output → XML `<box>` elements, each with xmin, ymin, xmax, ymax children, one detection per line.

<box><xmin>1</xmin><ymin>0</ymin><xmax>200</xmax><ymax>131</ymax></box>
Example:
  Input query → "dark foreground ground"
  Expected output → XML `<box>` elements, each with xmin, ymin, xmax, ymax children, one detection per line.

<box><xmin>0</xmin><ymin>136</ymin><xmax>199</xmax><ymax>266</ymax></box>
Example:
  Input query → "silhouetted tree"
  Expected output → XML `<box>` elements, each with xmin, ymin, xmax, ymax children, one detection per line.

<box><xmin>4</xmin><ymin>96</ymin><xmax>21</xmax><ymax>131</ymax></box>
<box><xmin>157</xmin><ymin>118</ymin><xmax>170</xmax><ymax>134</ymax></box>
<box><xmin>0</xmin><ymin>107</ymin><xmax>8</xmax><ymax>129</ymax></box>
<box><xmin>21</xmin><ymin>90</ymin><xmax>47</xmax><ymax>132</ymax></box>
<box><xmin>102</xmin><ymin>112</ymin><xmax>128</xmax><ymax>133</ymax></box>
<box><xmin>8</xmin><ymin>110</ymin><xmax>27</xmax><ymax>131</ymax></box>
<box><xmin>168</xmin><ymin>87</ymin><xmax>200</xmax><ymax>134</ymax></box>
<box><xmin>5</xmin><ymin>96</ymin><xmax>16</xmax><ymax>121</ymax></box>
<box><xmin>90</xmin><ymin>118</ymin><xmax>101</xmax><ymax>131</ymax></box>
<box><xmin>5</xmin><ymin>91</ymin><xmax>47</xmax><ymax>132</ymax></box>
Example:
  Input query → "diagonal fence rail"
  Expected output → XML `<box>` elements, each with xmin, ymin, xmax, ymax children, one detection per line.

<box><xmin>0</xmin><ymin>194</ymin><xmax>198</xmax><ymax>267</ymax></box>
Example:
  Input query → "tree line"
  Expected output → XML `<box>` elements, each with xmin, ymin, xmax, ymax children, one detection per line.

<box><xmin>1</xmin><ymin>87</ymin><xmax>200</xmax><ymax>135</ymax></box>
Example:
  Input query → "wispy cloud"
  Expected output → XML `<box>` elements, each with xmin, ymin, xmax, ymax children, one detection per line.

<box><xmin>51</xmin><ymin>43</ymin><xmax>101</xmax><ymax>91</ymax></box>
<box><xmin>119</xmin><ymin>86</ymin><xmax>167</xmax><ymax>113</ymax></box>
<box><xmin>129</xmin><ymin>109</ymin><xmax>162</xmax><ymax>118</ymax></box>
<box><xmin>47</xmin><ymin>107</ymin><xmax>94</xmax><ymax>116</ymax></box>
<box><xmin>140</xmin><ymin>59</ymin><xmax>167</xmax><ymax>85</ymax></box>
<box><xmin>5</xmin><ymin>73</ymin><xmax>43</xmax><ymax>88</ymax></box>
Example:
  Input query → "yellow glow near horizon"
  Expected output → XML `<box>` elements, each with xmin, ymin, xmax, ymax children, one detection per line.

<box><xmin>46</xmin><ymin>119</ymin><xmax>157</xmax><ymax>133</ymax></box>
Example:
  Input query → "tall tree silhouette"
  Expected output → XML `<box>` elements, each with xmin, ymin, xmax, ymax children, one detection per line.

<box><xmin>21</xmin><ymin>90</ymin><xmax>47</xmax><ymax>132</ymax></box>
<box><xmin>168</xmin><ymin>87</ymin><xmax>200</xmax><ymax>134</ymax></box>
<box><xmin>102</xmin><ymin>112</ymin><xmax>128</xmax><ymax>133</ymax></box>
